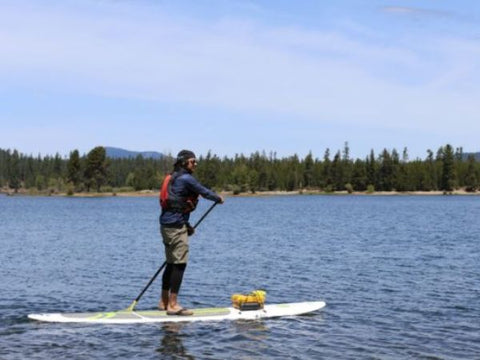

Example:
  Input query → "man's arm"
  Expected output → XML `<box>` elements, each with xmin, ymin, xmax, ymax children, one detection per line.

<box><xmin>185</xmin><ymin>174</ymin><xmax>223</xmax><ymax>203</ymax></box>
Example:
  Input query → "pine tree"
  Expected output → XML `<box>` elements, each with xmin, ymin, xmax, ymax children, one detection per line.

<box><xmin>303</xmin><ymin>151</ymin><xmax>315</xmax><ymax>188</ymax></box>
<box><xmin>378</xmin><ymin>149</ymin><xmax>394</xmax><ymax>191</ymax></box>
<box><xmin>84</xmin><ymin>146</ymin><xmax>108</xmax><ymax>192</ymax></box>
<box><xmin>464</xmin><ymin>154</ymin><xmax>478</xmax><ymax>192</ymax></box>
<box><xmin>351</xmin><ymin>159</ymin><xmax>367</xmax><ymax>191</ymax></box>
<box><xmin>321</xmin><ymin>148</ymin><xmax>332</xmax><ymax>190</ymax></box>
<box><xmin>8</xmin><ymin>150</ymin><xmax>21</xmax><ymax>192</ymax></box>
<box><xmin>196</xmin><ymin>151</ymin><xmax>221</xmax><ymax>190</ymax></box>
<box><xmin>331</xmin><ymin>150</ymin><xmax>344</xmax><ymax>191</ymax></box>
<box><xmin>395</xmin><ymin>147</ymin><xmax>409</xmax><ymax>191</ymax></box>
<box><xmin>67</xmin><ymin>149</ymin><xmax>82</xmax><ymax>190</ymax></box>
<box><xmin>366</xmin><ymin>149</ymin><xmax>376</xmax><ymax>190</ymax></box>
<box><xmin>23</xmin><ymin>156</ymin><xmax>36</xmax><ymax>188</ymax></box>
<box><xmin>441</xmin><ymin>144</ymin><xmax>456</xmax><ymax>192</ymax></box>
<box><xmin>423</xmin><ymin>149</ymin><xmax>436</xmax><ymax>191</ymax></box>
<box><xmin>342</xmin><ymin>141</ymin><xmax>352</xmax><ymax>186</ymax></box>
<box><xmin>53</xmin><ymin>153</ymin><xmax>63</xmax><ymax>178</ymax></box>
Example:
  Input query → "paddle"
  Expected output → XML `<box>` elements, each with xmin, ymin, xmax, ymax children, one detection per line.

<box><xmin>125</xmin><ymin>201</ymin><xmax>218</xmax><ymax>311</ymax></box>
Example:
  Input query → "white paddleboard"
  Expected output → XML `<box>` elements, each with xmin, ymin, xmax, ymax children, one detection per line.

<box><xmin>28</xmin><ymin>301</ymin><xmax>325</xmax><ymax>324</ymax></box>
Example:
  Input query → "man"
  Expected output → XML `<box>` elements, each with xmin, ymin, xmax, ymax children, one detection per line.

<box><xmin>159</xmin><ymin>150</ymin><xmax>224</xmax><ymax>315</ymax></box>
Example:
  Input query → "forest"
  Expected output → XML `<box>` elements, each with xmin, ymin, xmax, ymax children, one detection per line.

<box><xmin>0</xmin><ymin>143</ymin><xmax>479</xmax><ymax>195</ymax></box>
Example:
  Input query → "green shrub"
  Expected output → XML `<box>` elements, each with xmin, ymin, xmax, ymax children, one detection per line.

<box><xmin>35</xmin><ymin>175</ymin><xmax>46</xmax><ymax>191</ymax></box>
<box><xmin>28</xmin><ymin>188</ymin><xmax>40</xmax><ymax>195</ymax></box>
<box><xmin>66</xmin><ymin>183</ymin><xmax>75</xmax><ymax>196</ymax></box>
<box><xmin>115</xmin><ymin>186</ymin><xmax>135</xmax><ymax>193</ymax></box>
<box><xmin>345</xmin><ymin>183</ymin><xmax>354</xmax><ymax>194</ymax></box>
<box><xmin>100</xmin><ymin>185</ymin><xmax>113</xmax><ymax>193</ymax></box>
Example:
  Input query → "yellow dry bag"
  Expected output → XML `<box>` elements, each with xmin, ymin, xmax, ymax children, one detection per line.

<box><xmin>231</xmin><ymin>290</ymin><xmax>266</xmax><ymax>310</ymax></box>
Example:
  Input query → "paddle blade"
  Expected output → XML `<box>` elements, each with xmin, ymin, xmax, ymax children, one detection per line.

<box><xmin>124</xmin><ymin>300</ymin><xmax>138</xmax><ymax>312</ymax></box>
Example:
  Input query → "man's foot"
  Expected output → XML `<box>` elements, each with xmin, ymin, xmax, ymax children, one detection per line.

<box><xmin>158</xmin><ymin>300</ymin><xmax>167</xmax><ymax>311</ymax></box>
<box><xmin>166</xmin><ymin>308</ymin><xmax>193</xmax><ymax>316</ymax></box>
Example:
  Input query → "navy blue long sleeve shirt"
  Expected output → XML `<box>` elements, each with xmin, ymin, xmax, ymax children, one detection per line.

<box><xmin>159</xmin><ymin>170</ymin><xmax>221</xmax><ymax>226</ymax></box>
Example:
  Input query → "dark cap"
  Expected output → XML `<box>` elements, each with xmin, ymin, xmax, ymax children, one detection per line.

<box><xmin>175</xmin><ymin>150</ymin><xmax>196</xmax><ymax>165</ymax></box>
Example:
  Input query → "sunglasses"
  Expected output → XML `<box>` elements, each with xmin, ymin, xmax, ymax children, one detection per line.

<box><xmin>187</xmin><ymin>159</ymin><xmax>197</xmax><ymax>165</ymax></box>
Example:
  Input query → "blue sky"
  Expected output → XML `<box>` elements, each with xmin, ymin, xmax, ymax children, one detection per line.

<box><xmin>1</xmin><ymin>0</ymin><xmax>479</xmax><ymax>160</ymax></box>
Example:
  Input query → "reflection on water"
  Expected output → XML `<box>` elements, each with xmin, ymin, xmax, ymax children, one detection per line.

<box><xmin>156</xmin><ymin>320</ymin><xmax>270</xmax><ymax>359</ymax></box>
<box><xmin>157</xmin><ymin>323</ymin><xmax>195</xmax><ymax>360</ymax></box>
<box><xmin>231</xmin><ymin>320</ymin><xmax>270</xmax><ymax>341</ymax></box>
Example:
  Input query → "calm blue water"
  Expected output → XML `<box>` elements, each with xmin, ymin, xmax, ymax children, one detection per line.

<box><xmin>1</xmin><ymin>194</ymin><xmax>479</xmax><ymax>359</ymax></box>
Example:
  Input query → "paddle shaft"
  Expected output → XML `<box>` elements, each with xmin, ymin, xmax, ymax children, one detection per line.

<box><xmin>128</xmin><ymin>202</ymin><xmax>218</xmax><ymax>309</ymax></box>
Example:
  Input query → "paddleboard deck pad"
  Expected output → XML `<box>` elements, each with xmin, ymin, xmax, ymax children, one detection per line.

<box><xmin>28</xmin><ymin>301</ymin><xmax>325</xmax><ymax>324</ymax></box>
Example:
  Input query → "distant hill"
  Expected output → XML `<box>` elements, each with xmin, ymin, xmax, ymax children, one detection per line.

<box><xmin>105</xmin><ymin>147</ymin><xmax>163</xmax><ymax>159</ymax></box>
<box><xmin>463</xmin><ymin>152</ymin><xmax>480</xmax><ymax>161</ymax></box>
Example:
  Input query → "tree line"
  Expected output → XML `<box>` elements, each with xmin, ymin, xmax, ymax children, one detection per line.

<box><xmin>0</xmin><ymin>143</ymin><xmax>479</xmax><ymax>195</ymax></box>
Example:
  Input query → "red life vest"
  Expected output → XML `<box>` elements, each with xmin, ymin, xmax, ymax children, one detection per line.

<box><xmin>160</xmin><ymin>173</ymin><xmax>198</xmax><ymax>213</ymax></box>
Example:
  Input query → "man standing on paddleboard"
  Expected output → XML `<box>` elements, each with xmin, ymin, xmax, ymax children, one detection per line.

<box><xmin>159</xmin><ymin>150</ymin><xmax>224</xmax><ymax>315</ymax></box>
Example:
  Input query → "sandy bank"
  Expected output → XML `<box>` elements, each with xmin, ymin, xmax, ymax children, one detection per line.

<box><xmin>2</xmin><ymin>188</ymin><xmax>478</xmax><ymax>197</ymax></box>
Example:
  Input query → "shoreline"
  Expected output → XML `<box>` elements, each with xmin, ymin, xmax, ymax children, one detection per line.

<box><xmin>1</xmin><ymin>188</ymin><xmax>479</xmax><ymax>197</ymax></box>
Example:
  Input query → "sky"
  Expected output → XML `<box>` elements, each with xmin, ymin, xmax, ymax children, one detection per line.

<box><xmin>1</xmin><ymin>0</ymin><xmax>480</xmax><ymax>160</ymax></box>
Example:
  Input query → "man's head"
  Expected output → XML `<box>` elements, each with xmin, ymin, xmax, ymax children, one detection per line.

<box><xmin>175</xmin><ymin>150</ymin><xmax>197</xmax><ymax>172</ymax></box>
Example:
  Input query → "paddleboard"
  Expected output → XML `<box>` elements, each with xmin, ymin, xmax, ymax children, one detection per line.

<box><xmin>28</xmin><ymin>301</ymin><xmax>325</xmax><ymax>324</ymax></box>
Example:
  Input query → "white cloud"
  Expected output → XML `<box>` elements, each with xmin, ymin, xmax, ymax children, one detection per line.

<box><xmin>381</xmin><ymin>6</ymin><xmax>452</xmax><ymax>18</ymax></box>
<box><xmin>1</xmin><ymin>0</ymin><xmax>480</xmax><ymax>151</ymax></box>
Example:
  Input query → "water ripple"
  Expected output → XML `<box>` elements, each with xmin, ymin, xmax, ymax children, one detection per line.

<box><xmin>1</xmin><ymin>195</ymin><xmax>480</xmax><ymax>358</ymax></box>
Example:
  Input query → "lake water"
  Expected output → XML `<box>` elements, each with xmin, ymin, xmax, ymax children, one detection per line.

<box><xmin>1</xmin><ymin>194</ymin><xmax>479</xmax><ymax>359</ymax></box>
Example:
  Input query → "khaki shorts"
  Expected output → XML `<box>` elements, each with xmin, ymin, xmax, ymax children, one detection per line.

<box><xmin>161</xmin><ymin>225</ymin><xmax>189</xmax><ymax>264</ymax></box>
